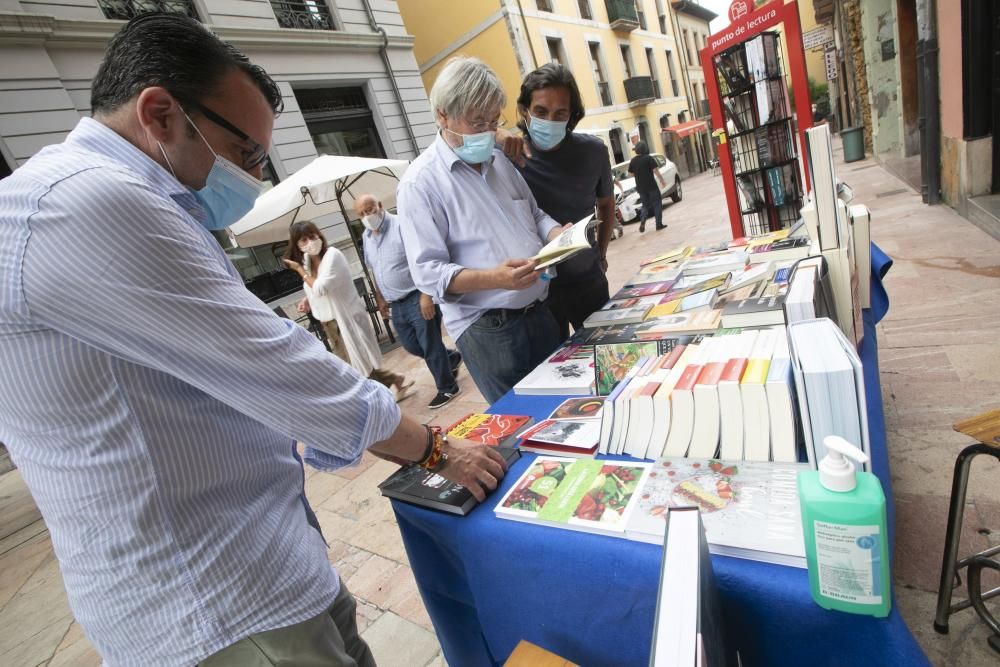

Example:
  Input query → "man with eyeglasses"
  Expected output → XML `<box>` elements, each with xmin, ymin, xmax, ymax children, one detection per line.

<box><xmin>397</xmin><ymin>56</ymin><xmax>565</xmax><ymax>404</ymax></box>
<box><xmin>0</xmin><ymin>14</ymin><xmax>506</xmax><ymax>667</ymax></box>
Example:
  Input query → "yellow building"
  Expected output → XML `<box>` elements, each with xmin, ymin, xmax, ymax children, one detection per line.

<box><xmin>397</xmin><ymin>0</ymin><xmax>717</xmax><ymax>176</ymax></box>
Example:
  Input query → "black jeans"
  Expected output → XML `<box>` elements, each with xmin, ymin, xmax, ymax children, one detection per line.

<box><xmin>638</xmin><ymin>186</ymin><xmax>663</xmax><ymax>229</ymax></box>
<box><xmin>545</xmin><ymin>267</ymin><xmax>611</xmax><ymax>339</ymax></box>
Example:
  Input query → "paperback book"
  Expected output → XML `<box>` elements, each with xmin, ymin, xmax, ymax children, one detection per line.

<box><xmin>445</xmin><ymin>413</ymin><xmax>533</xmax><ymax>447</ymax></box>
<box><xmin>627</xmin><ymin>458</ymin><xmax>808</xmax><ymax>567</ymax></box>
<box><xmin>513</xmin><ymin>345</ymin><xmax>594</xmax><ymax>395</ymax></box>
<box><xmin>594</xmin><ymin>339</ymin><xmax>684</xmax><ymax>395</ymax></box>
<box><xmin>548</xmin><ymin>396</ymin><xmax>605</xmax><ymax>421</ymax></box>
<box><xmin>495</xmin><ymin>457</ymin><xmax>652</xmax><ymax>536</ymax></box>
<box><xmin>517</xmin><ymin>419</ymin><xmax>602</xmax><ymax>457</ymax></box>
<box><xmin>380</xmin><ymin>446</ymin><xmax>521</xmax><ymax>516</ymax></box>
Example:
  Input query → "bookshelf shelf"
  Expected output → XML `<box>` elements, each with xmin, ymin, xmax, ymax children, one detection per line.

<box><xmin>714</xmin><ymin>30</ymin><xmax>804</xmax><ymax>237</ymax></box>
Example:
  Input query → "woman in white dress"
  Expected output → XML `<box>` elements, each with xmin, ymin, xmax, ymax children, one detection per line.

<box><xmin>283</xmin><ymin>221</ymin><xmax>412</xmax><ymax>399</ymax></box>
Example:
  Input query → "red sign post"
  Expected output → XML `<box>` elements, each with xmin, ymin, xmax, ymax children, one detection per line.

<box><xmin>701</xmin><ymin>0</ymin><xmax>813</xmax><ymax>239</ymax></box>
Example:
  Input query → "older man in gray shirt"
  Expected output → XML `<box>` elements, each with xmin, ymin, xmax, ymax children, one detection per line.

<box><xmin>397</xmin><ymin>57</ymin><xmax>564</xmax><ymax>403</ymax></box>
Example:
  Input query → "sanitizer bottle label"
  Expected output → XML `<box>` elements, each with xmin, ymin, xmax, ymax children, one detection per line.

<box><xmin>814</xmin><ymin>521</ymin><xmax>883</xmax><ymax>605</ymax></box>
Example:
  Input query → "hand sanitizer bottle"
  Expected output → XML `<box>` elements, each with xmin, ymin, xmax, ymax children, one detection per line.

<box><xmin>797</xmin><ymin>436</ymin><xmax>891</xmax><ymax>617</ymax></box>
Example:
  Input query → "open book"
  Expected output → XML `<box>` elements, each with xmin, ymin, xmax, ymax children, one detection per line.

<box><xmin>531</xmin><ymin>214</ymin><xmax>594</xmax><ymax>270</ymax></box>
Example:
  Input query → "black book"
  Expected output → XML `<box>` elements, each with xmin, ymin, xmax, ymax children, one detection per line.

<box><xmin>378</xmin><ymin>447</ymin><xmax>521</xmax><ymax>516</ymax></box>
<box><xmin>720</xmin><ymin>292</ymin><xmax>787</xmax><ymax>328</ymax></box>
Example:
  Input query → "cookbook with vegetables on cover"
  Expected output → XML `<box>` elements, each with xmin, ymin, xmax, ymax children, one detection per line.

<box><xmin>626</xmin><ymin>458</ymin><xmax>808</xmax><ymax>567</ymax></box>
<box><xmin>494</xmin><ymin>457</ymin><xmax>651</xmax><ymax>536</ymax></box>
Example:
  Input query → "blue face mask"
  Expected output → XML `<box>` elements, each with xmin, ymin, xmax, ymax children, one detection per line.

<box><xmin>160</xmin><ymin>114</ymin><xmax>265</xmax><ymax>231</ymax></box>
<box><xmin>445</xmin><ymin>128</ymin><xmax>496</xmax><ymax>164</ymax></box>
<box><xmin>528</xmin><ymin>115</ymin><xmax>568</xmax><ymax>151</ymax></box>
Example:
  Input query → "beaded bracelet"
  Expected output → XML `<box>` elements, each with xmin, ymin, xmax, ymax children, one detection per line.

<box><xmin>419</xmin><ymin>426</ymin><xmax>447</xmax><ymax>471</ymax></box>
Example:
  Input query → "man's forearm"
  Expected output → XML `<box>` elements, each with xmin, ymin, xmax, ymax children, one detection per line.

<box><xmin>447</xmin><ymin>267</ymin><xmax>497</xmax><ymax>294</ymax></box>
<box><xmin>595</xmin><ymin>198</ymin><xmax>616</xmax><ymax>258</ymax></box>
<box><xmin>369</xmin><ymin>414</ymin><xmax>431</xmax><ymax>462</ymax></box>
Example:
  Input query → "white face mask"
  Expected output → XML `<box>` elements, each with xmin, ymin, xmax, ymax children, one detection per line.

<box><xmin>362</xmin><ymin>211</ymin><xmax>384</xmax><ymax>231</ymax></box>
<box><xmin>300</xmin><ymin>238</ymin><xmax>322</xmax><ymax>256</ymax></box>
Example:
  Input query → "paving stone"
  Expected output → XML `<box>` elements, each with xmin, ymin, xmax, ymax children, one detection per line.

<box><xmin>48</xmin><ymin>621</ymin><xmax>102</xmax><ymax>667</ymax></box>
<box><xmin>361</xmin><ymin>611</ymin><xmax>440</xmax><ymax>667</ymax></box>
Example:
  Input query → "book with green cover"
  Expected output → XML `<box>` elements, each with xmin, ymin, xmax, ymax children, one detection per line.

<box><xmin>495</xmin><ymin>457</ymin><xmax>652</xmax><ymax>536</ymax></box>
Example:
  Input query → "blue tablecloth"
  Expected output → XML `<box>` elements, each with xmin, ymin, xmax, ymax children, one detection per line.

<box><xmin>392</xmin><ymin>244</ymin><xmax>929</xmax><ymax>666</ymax></box>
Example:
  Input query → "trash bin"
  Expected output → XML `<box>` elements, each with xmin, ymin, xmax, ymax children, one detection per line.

<box><xmin>841</xmin><ymin>126</ymin><xmax>865</xmax><ymax>163</ymax></box>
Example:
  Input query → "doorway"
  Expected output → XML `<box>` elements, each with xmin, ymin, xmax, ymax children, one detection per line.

<box><xmin>609</xmin><ymin>128</ymin><xmax>626</xmax><ymax>164</ymax></box>
<box><xmin>963</xmin><ymin>0</ymin><xmax>1000</xmax><ymax>193</ymax></box>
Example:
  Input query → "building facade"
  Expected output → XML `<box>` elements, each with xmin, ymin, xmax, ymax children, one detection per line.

<box><xmin>397</xmin><ymin>0</ymin><xmax>715</xmax><ymax>178</ymax></box>
<box><xmin>0</xmin><ymin>0</ymin><xmax>436</xmax><ymax>287</ymax></box>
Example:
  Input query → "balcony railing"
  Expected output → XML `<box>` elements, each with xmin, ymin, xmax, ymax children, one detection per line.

<box><xmin>624</xmin><ymin>76</ymin><xmax>655</xmax><ymax>104</ymax></box>
<box><xmin>605</xmin><ymin>0</ymin><xmax>639</xmax><ymax>31</ymax></box>
<box><xmin>270</xmin><ymin>0</ymin><xmax>336</xmax><ymax>30</ymax></box>
<box><xmin>597</xmin><ymin>81</ymin><xmax>613</xmax><ymax>106</ymax></box>
<box><xmin>98</xmin><ymin>0</ymin><xmax>199</xmax><ymax>21</ymax></box>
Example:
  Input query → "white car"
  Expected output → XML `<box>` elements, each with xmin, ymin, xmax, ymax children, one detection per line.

<box><xmin>612</xmin><ymin>153</ymin><xmax>682</xmax><ymax>224</ymax></box>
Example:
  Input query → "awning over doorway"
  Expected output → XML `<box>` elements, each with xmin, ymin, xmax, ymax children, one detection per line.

<box><xmin>665</xmin><ymin>119</ymin><xmax>708</xmax><ymax>138</ymax></box>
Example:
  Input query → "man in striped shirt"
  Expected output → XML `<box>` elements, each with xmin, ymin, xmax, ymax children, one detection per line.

<box><xmin>0</xmin><ymin>14</ymin><xmax>505</xmax><ymax>667</ymax></box>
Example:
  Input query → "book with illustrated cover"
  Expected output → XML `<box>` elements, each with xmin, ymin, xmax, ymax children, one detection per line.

<box><xmin>594</xmin><ymin>340</ymin><xmax>680</xmax><ymax>396</ymax></box>
<box><xmin>612</xmin><ymin>280</ymin><xmax>679</xmax><ymax>300</ymax></box>
<box><xmin>627</xmin><ymin>458</ymin><xmax>808</xmax><ymax>567</ymax></box>
<box><xmin>682</xmin><ymin>252</ymin><xmax>749</xmax><ymax>276</ymax></box>
<box><xmin>582</xmin><ymin>304</ymin><xmax>652</xmax><ymax>328</ymax></box>
<box><xmin>660</xmin><ymin>273</ymin><xmax>732</xmax><ymax>304</ymax></box>
<box><xmin>629</xmin><ymin>310</ymin><xmax>722</xmax><ymax>337</ymax></box>
<box><xmin>640</xmin><ymin>246</ymin><xmax>693</xmax><ymax>266</ymax></box>
<box><xmin>548</xmin><ymin>396</ymin><xmax>605</xmax><ymax>421</ymax></box>
<box><xmin>379</xmin><ymin>446</ymin><xmax>521</xmax><ymax>516</ymax></box>
<box><xmin>513</xmin><ymin>345</ymin><xmax>594</xmax><ymax>395</ymax></box>
<box><xmin>748</xmin><ymin>236</ymin><xmax>811</xmax><ymax>264</ymax></box>
<box><xmin>444</xmin><ymin>413</ymin><xmax>533</xmax><ymax>447</ymax></box>
<box><xmin>517</xmin><ymin>419</ymin><xmax>602</xmax><ymax>458</ymax></box>
<box><xmin>495</xmin><ymin>457</ymin><xmax>652</xmax><ymax>536</ymax></box>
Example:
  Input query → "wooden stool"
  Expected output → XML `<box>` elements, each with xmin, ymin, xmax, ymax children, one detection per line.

<box><xmin>934</xmin><ymin>408</ymin><xmax>1000</xmax><ymax>653</ymax></box>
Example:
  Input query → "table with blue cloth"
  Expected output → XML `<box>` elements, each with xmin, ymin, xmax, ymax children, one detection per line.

<box><xmin>391</xmin><ymin>244</ymin><xmax>930</xmax><ymax>667</ymax></box>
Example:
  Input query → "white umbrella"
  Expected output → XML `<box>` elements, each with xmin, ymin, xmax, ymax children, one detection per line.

<box><xmin>230</xmin><ymin>155</ymin><xmax>409</xmax><ymax>248</ymax></box>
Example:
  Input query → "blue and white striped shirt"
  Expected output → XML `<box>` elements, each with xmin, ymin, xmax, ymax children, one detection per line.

<box><xmin>363</xmin><ymin>211</ymin><xmax>416</xmax><ymax>302</ymax></box>
<box><xmin>0</xmin><ymin>118</ymin><xmax>401</xmax><ymax>667</ymax></box>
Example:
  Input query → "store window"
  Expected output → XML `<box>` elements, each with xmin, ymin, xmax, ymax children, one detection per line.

<box><xmin>294</xmin><ymin>87</ymin><xmax>386</xmax><ymax>160</ymax></box>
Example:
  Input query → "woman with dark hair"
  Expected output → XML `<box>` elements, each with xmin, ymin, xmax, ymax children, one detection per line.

<box><xmin>628</xmin><ymin>140</ymin><xmax>668</xmax><ymax>232</ymax></box>
<box><xmin>283</xmin><ymin>221</ymin><xmax>412</xmax><ymax>398</ymax></box>
<box><xmin>500</xmin><ymin>62</ymin><xmax>618</xmax><ymax>338</ymax></box>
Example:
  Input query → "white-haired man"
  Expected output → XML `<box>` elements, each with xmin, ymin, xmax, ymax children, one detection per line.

<box><xmin>397</xmin><ymin>57</ymin><xmax>565</xmax><ymax>404</ymax></box>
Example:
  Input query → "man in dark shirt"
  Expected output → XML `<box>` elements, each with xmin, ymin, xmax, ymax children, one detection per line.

<box><xmin>505</xmin><ymin>63</ymin><xmax>617</xmax><ymax>338</ymax></box>
<box><xmin>628</xmin><ymin>140</ymin><xmax>667</xmax><ymax>232</ymax></box>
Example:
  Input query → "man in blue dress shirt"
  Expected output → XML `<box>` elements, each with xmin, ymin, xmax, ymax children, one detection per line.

<box><xmin>397</xmin><ymin>57</ymin><xmax>565</xmax><ymax>404</ymax></box>
<box><xmin>0</xmin><ymin>15</ymin><xmax>505</xmax><ymax>667</ymax></box>
<box><xmin>357</xmin><ymin>194</ymin><xmax>463</xmax><ymax>409</ymax></box>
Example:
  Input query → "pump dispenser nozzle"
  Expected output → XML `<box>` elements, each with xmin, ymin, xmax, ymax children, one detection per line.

<box><xmin>819</xmin><ymin>436</ymin><xmax>869</xmax><ymax>492</ymax></box>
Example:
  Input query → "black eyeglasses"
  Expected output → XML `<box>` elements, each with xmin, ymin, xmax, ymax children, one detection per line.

<box><xmin>191</xmin><ymin>103</ymin><xmax>269</xmax><ymax>171</ymax></box>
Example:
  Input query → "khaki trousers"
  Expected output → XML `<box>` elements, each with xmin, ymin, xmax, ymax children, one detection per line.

<box><xmin>199</xmin><ymin>582</ymin><xmax>375</xmax><ymax>667</ymax></box>
<box><xmin>320</xmin><ymin>320</ymin><xmax>404</xmax><ymax>390</ymax></box>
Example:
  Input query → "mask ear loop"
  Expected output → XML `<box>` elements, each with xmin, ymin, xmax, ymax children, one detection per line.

<box><xmin>157</xmin><ymin>142</ymin><xmax>179</xmax><ymax>180</ymax></box>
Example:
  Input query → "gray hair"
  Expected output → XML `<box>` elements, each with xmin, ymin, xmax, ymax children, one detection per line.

<box><xmin>429</xmin><ymin>56</ymin><xmax>506</xmax><ymax>122</ymax></box>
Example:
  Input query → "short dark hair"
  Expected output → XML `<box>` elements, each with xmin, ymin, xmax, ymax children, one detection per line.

<box><xmin>635</xmin><ymin>140</ymin><xmax>650</xmax><ymax>155</ymax></box>
<box><xmin>91</xmin><ymin>13</ymin><xmax>283</xmax><ymax>116</ymax></box>
<box><xmin>516</xmin><ymin>63</ymin><xmax>585</xmax><ymax>133</ymax></box>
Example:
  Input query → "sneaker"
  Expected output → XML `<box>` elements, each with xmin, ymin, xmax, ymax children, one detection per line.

<box><xmin>656</xmin><ymin>224</ymin><xmax>666</xmax><ymax>231</ymax></box>
<box><xmin>429</xmin><ymin>388</ymin><xmax>460</xmax><ymax>409</ymax></box>
<box><xmin>639</xmin><ymin>223</ymin><xmax>646</xmax><ymax>233</ymax></box>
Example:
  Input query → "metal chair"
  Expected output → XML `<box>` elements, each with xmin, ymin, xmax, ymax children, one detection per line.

<box><xmin>934</xmin><ymin>408</ymin><xmax>1000</xmax><ymax>654</ymax></box>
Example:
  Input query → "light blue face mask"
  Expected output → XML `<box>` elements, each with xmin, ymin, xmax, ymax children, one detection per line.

<box><xmin>159</xmin><ymin>114</ymin><xmax>265</xmax><ymax>231</ymax></box>
<box><xmin>528</xmin><ymin>114</ymin><xmax>568</xmax><ymax>151</ymax></box>
<box><xmin>445</xmin><ymin>128</ymin><xmax>496</xmax><ymax>164</ymax></box>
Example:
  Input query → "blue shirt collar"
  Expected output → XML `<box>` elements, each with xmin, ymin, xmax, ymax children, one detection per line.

<box><xmin>67</xmin><ymin>117</ymin><xmax>205</xmax><ymax>221</ymax></box>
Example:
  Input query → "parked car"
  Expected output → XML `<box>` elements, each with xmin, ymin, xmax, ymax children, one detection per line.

<box><xmin>611</xmin><ymin>153</ymin><xmax>682</xmax><ymax>223</ymax></box>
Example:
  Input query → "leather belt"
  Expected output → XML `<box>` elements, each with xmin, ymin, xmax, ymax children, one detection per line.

<box><xmin>482</xmin><ymin>300</ymin><xmax>543</xmax><ymax>319</ymax></box>
<box><xmin>389</xmin><ymin>290</ymin><xmax>419</xmax><ymax>305</ymax></box>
